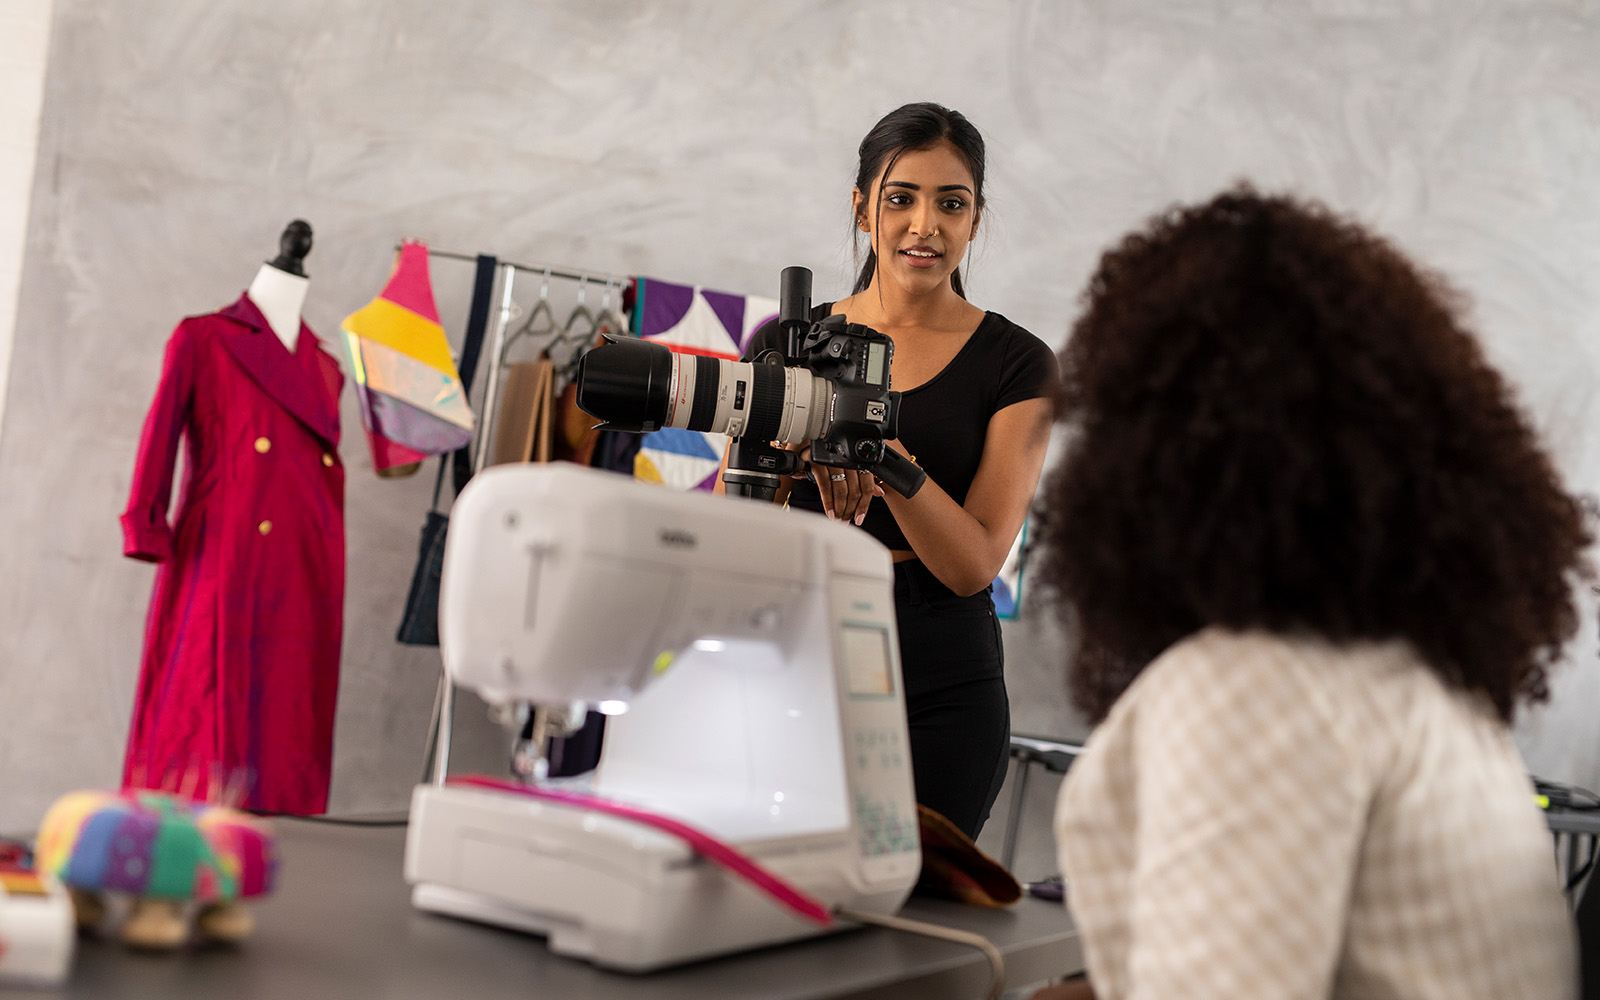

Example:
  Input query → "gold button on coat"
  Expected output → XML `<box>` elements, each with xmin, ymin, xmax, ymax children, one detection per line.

<box><xmin>322</xmin><ymin>453</ymin><xmax>334</xmax><ymax>467</ymax></box>
<box><xmin>254</xmin><ymin>437</ymin><xmax>271</xmax><ymax>453</ymax></box>
<box><xmin>258</xmin><ymin>520</ymin><xmax>272</xmax><ymax>535</ymax></box>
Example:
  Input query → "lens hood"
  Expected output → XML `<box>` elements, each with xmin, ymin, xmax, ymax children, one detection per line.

<box><xmin>575</xmin><ymin>336</ymin><xmax>674</xmax><ymax>432</ymax></box>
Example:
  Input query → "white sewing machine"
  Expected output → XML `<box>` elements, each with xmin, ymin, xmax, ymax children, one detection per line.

<box><xmin>403</xmin><ymin>463</ymin><xmax>920</xmax><ymax>971</ymax></box>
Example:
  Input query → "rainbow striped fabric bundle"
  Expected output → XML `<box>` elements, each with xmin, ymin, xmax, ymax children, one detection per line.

<box><xmin>342</xmin><ymin>241</ymin><xmax>474</xmax><ymax>474</ymax></box>
<box><xmin>34</xmin><ymin>791</ymin><xmax>276</xmax><ymax>903</ymax></box>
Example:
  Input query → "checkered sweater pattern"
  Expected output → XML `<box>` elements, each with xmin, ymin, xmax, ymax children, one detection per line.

<box><xmin>1055</xmin><ymin>628</ymin><xmax>1575</xmax><ymax>1000</ymax></box>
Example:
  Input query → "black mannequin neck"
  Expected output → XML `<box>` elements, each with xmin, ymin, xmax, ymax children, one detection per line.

<box><xmin>266</xmin><ymin>255</ymin><xmax>306</xmax><ymax>278</ymax></box>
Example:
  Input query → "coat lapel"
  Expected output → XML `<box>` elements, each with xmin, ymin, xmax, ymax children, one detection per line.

<box><xmin>217</xmin><ymin>293</ymin><xmax>342</xmax><ymax>446</ymax></box>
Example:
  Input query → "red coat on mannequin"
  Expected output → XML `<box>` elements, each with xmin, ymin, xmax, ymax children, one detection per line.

<box><xmin>120</xmin><ymin>292</ymin><xmax>345</xmax><ymax>814</ymax></box>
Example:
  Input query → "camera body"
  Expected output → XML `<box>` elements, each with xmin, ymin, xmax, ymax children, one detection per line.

<box><xmin>750</xmin><ymin>314</ymin><xmax>897</xmax><ymax>469</ymax></box>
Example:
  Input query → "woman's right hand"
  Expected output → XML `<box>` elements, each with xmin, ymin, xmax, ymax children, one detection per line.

<box><xmin>794</xmin><ymin>443</ymin><xmax>882</xmax><ymax>525</ymax></box>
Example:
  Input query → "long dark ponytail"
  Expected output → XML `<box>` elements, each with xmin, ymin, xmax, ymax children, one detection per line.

<box><xmin>851</xmin><ymin>103</ymin><xmax>987</xmax><ymax>297</ymax></box>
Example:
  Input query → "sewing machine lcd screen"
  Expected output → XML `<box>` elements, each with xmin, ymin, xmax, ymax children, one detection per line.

<box><xmin>842</xmin><ymin>625</ymin><xmax>895</xmax><ymax>697</ymax></box>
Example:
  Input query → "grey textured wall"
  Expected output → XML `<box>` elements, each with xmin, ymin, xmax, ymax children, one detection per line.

<box><xmin>3</xmin><ymin>1</ymin><xmax>1599</xmax><ymax>882</ymax></box>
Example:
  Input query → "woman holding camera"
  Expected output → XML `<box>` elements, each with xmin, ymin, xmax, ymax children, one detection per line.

<box><xmin>729</xmin><ymin>103</ymin><xmax>1057</xmax><ymax>839</ymax></box>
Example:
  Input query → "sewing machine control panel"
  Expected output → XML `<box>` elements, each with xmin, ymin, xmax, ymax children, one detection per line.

<box><xmin>847</xmin><ymin>724</ymin><xmax>918</xmax><ymax>858</ymax></box>
<box><xmin>833</xmin><ymin>583</ymin><xmax>920</xmax><ymax>880</ymax></box>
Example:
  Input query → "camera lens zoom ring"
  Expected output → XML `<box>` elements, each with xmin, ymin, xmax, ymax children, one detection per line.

<box><xmin>687</xmin><ymin>355</ymin><xmax>720</xmax><ymax>430</ymax></box>
<box><xmin>744</xmin><ymin>362</ymin><xmax>787</xmax><ymax>443</ymax></box>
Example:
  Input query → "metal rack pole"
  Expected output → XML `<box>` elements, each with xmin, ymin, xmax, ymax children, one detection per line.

<box><xmin>474</xmin><ymin>262</ymin><xmax>519</xmax><ymax>475</ymax></box>
<box><xmin>405</xmin><ymin>243</ymin><xmax>631</xmax><ymax>288</ymax></box>
<box><xmin>427</xmin><ymin>261</ymin><xmax>521</xmax><ymax>788</ymax></box>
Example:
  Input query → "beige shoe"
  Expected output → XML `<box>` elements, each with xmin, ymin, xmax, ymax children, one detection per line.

<box><xmin>68</xmin><ymin>888</ymin><xmax>105</xmax><ymax>931</ymax></box>
<box><xmin>195</xmin><ymin>901</ymin><xmax>254</xmax><ymax>943</ymax></box>
<box><xmin>121</xmin><ymin>899</ymin><xmax>187</xmax><ymax>950</ymax></box>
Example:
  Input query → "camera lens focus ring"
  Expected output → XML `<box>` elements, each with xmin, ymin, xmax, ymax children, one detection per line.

<box><xmin>744</xmin><ymin>362</ymin><xmax>787</xmax><ymax>443</ymax></box>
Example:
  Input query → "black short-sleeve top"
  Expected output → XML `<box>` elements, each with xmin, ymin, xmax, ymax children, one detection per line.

<box><xmin>743</xmin><ymin>304</ymin><xmax>1058</xmax><ymax>552</ymax></box>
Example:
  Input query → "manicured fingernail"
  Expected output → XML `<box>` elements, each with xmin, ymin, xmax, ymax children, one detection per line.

<box><xmin>854</xmin><ymin>512</ymin><xmax>865</xmax><ymax>525</ymax></box>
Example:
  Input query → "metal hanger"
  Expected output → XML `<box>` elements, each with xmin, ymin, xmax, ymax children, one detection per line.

<box><xmin>500</xmin><ymin>267</ymin><xmax>557</xmax><ymax>362</ymax></box>
<box><xmin>556</xmin><ymin>277</ymin><xmax>627</xmax><ymax>385</ymax></box>
<box><xmin>544</xmin><ymin>274</ymin><xmax>597</xmax><ymax>362</ymax></box>
<box><xmin>560</xmin><ymin>274</ymin><xmax>596</xmax><ymax>341</ymax></box>
<box><xmin>591</xmin><ymin>277</ymin><xmax>627</xmax><ymax>340</ymax></box>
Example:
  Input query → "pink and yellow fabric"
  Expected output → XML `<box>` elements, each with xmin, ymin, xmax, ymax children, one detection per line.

<box><xmin>35</xmin><ymin>791</ymin><xmax>276</xmax><ymax>903</ymax></box>
<box><xmin>342</xmin><ymin>241</ymin><xmax>474</xmax><ymax>473</ymax></box>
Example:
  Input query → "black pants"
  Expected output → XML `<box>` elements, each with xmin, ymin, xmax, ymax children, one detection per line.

<box><xmin>894</xmin><ymin>559</ymin><xmax>1010</xmax><ymax>841</ymax></box>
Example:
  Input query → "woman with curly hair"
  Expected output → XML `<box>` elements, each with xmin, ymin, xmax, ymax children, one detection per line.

<box><xmin>1030</xmin><ymin>187</ymin><xmax>1589</xmax><ymax>1000</ymax></box>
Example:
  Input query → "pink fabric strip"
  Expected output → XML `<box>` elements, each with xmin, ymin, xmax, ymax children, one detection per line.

<box><xmin>381</xmin><ymin>242</ymin><xmax>442</xmax><ymax>323</ymax></box>
<box><xmin>448</xmin><ymin>775</ymin><xmax>833</xmax><ymax>927</ymax></box>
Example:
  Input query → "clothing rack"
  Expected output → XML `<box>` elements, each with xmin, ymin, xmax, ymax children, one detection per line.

<box><xmin>406</xmin><ymin>245</ymin><xmax>633</xmax><ymax>787</ymax></box>
<box><xmin>401</xmin><ymin>245</ymin><xmax>631</xmax><ymax>477</ymax></box>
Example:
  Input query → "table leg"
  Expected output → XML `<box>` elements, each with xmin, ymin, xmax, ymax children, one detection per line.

<box><xmin>1003</xmin><ymin>752</ymin><xmax>1034</xmax><ymax>871</ymax></box>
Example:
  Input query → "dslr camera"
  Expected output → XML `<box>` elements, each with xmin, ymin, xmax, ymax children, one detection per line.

<box><xmin>575</xmin><ymin>266</ymin><xmax>926</xmax><ymax>501</ymax></box>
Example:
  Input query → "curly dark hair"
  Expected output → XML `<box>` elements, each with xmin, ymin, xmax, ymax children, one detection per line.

<box><xmin>1033</xmin><ymin>186</ymin><xmax>1592</xmax><ymax>724</ymax></box>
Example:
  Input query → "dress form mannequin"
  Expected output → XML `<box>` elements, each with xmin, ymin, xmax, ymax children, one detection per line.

<box><xmin>248</xmin><ymin>220</ymin><xmax>313</xmax><ymax>353</ymax></box>
<box><xmin>121</xmin><ymin>213</ymin><xmax>346</xmax><ymax>815</ymax></box>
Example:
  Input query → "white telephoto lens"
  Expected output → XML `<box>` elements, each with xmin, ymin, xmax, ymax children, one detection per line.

<box><xmin>663</xmin><ymin>355</ymin><xmax>829</xmax><ymax>445</ymax></box>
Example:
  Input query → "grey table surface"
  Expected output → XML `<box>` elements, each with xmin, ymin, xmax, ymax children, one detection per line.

<box><xmin>4</xmin><ymin>816</ymin><xmax>1081</xmax><ymax>1000</ymax></box>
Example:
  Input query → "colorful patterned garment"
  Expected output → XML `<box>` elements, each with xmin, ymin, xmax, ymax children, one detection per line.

<box><xmin>342</xmin><ymin>241</ymin><xmax>474</xmax><ymax>473</ymax></box>
<box><xmin>35</xmin><ymin>791</ymin><xmax>276</xmax><ymax>903</ymax></box>
<box><xmin>629</xmin><ymin>276</ymin><xmax>778</xmax><ymax>492</ymax></box>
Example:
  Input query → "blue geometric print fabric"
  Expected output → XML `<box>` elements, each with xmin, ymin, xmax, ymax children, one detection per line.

<box><xmin>631</xmin><ymin>276</ymin><xmax>777</xmax><ymax>493</ymax></box>
<box><xmin>642</xmin><ymin>427</ymin><xmax>722</xmax><ymax>460</ymax></box>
